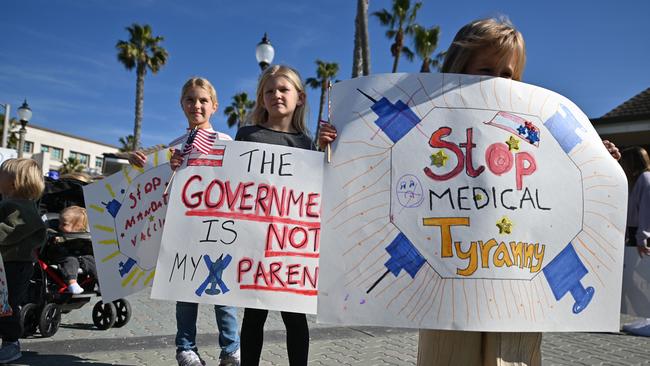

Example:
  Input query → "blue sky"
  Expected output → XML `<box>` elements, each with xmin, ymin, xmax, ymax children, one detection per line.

<box><xmin>1</xmin><ymin>0</ymin><xmax>648</xmax><ymax>148</ymax></box>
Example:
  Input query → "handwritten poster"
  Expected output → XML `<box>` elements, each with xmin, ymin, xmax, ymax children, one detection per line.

<box><xmin>151</xmin><ymin>140</ymin><xmax>323</xmax><ymax>314</ymax></box>
<box><xmin>0</xmin><ymin>253</ymin><xmax>11</xmax><ymax>317</ymax></box>
<box><xmin>84</xmin><ymin>150</ymin><xmax>172</xmax><ymax>302</ymax></box>
<box><xmin>317</xmin><ymin>73</ymin><xmax>627</xmax><ymax>332</ymax></box>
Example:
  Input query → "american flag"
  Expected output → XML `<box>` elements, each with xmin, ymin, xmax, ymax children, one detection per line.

<box><xmin>187</xmin><ymin>146</ymin><xmax>226</xmax><ymax>167</ymax></box>
<box><xmin>181</xmin><ymin>128</ymin><xmax>217</xmax><ymax>156</ymax></box>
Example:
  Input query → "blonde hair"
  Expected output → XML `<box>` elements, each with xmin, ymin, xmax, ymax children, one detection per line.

<box><xmin>60</xmin><ymin>172</ymin><xmax>92</xmax><ymax>184</ymax></box>
<box><xmin>180</xmin><ymin>77</ymin><xmax>218</xmax><ymax>106</ymax></box>
<box><xmin>442</xmin><ymin>17</ymin><xmax>526</xmax><ymax>81</ymax></box>
<box><xmin>0</xmin><ymin>158</ymin><xmax>44</xmax><ymax>200</ymax></box>
<box><xmin>60</xmin><ymin>205</ymin><xmax>88</xmax><ymax>232</ymax></box>
<box><xmin>248</xmin><ymin>65</ymin><xmax>309</xmax><ymax>135</ymax></box>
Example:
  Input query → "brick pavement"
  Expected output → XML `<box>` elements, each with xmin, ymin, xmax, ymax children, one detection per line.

<box><xmin>7</xmin><ymin>289</ymin><xmax>650</xmax><ymax>365</ymax></box>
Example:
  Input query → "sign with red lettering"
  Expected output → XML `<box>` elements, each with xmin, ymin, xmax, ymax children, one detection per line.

<box><xmin>317</xmin><ymin>73</ymin><xmax>627</xmax><ymax>332</ymax></box>
<box><xmin>151</xmin><ymin>140</ymin><xmax>323</xmax><ymax>314</ymax></box>
<box><xmin>84</xmin><ymin>149</ymin><xmax>172</xmax><ymax>302</ymax></box>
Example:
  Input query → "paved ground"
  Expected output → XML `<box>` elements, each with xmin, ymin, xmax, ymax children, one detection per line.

<box><xmin>6</xmin><ymin>289</ymin><xmax>650</xmax><ymax>365</ymax></box>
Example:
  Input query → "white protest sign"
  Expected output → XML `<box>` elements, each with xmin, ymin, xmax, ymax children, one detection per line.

<box><xmin>83</xmin><ymin>149</ymin><xmax>172</xmax><ymax>302</ymax></box>
<box><xmin>151</xmin><ymin>140</ymin><xmax>323</xmax><ymax>314</ymax></box>
<box><xmin>621</xmin><ymin>247</ymin><xmax>650</xmax><ymax>317</ymax></box>
<box><xmin>0</xmin><ymin>147</ymin><xmax>17</xmax><ymax>166</ymax></box>
<box><xmin>317</xmin><ymin>73</ymin><xmax>627</xmax><ymax>332</ymax></box>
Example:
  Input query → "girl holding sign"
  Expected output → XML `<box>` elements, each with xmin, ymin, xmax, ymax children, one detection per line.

<box><xmin>236</xmin><ymin>65</ymin><xmax>314</xmax><ymax>366</ymax></box>
<box><xmin>417</xmin><ymin>17</ymin><xmax>625</xmax><ymax>366</ymax></box>
<box><xmin>129</xmin><ymin>77</ymin><xmax>240</xmax><ymax>366</ymax></box>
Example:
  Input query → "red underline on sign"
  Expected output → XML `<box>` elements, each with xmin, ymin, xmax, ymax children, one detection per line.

<box><xmin>264</xmin><ymin>251</ymin><xmax>320</xmax><ymax>258</ymax></box>
<box><xmin>239</xmin><ymin>285</ymin><xmax>318</xmax><ymax>296</ymax></box>
<box><xmin>185</xmin><ymin>210</ymin><xmax>321</xmax><ymax>229</ymax></box>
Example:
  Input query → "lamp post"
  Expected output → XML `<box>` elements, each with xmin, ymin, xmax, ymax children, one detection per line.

<box><xmin>255</xmin><ymin>33</ymin><xmax>275</xmax><ymax>71</ymax></box>
<box><xmin>0</xmin><ymin>103</ymin><xmax>9</xmax><ymax>148</ymax></box>
<box><xmin>16</xmin><ymin>99</ymin><xmax>32</xmax><ymax>158</ymax></box>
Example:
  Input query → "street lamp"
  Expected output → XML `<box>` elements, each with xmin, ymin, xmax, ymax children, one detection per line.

<box><xmin>255</xmin><ymin>33</ymin><xmax>275</xmax><ymax>71</ymax></box>
<box><xmin>16</xmin><ymin>99</ymin><xmax>32</xmax><ymax>158</ymax></box>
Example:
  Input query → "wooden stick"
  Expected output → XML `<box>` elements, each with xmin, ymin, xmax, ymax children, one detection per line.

<box><xmin>163</xmin><ymin>169</ymin><xmax>176</xmax><ymax>196</ymax></box>
<box><xmin>163</xmin><ymin>127</ymin><xmax>197</xmax><ymax>196</ymax></box>
<box><xmin>326</xmin><ymin>80</ymin><xmax>332</xmax><ymax>163</ymax></box>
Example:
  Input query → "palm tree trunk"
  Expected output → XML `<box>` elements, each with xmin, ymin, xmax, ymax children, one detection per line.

<box><xmin>352</xmin><ymin>0</ymin><xmax>362</xmax><ymax>78</ymax></box>
<box><xmin>318</xmin><ymin>82</ymin><xmax>327</xmax><ymax>122</ymax></box>
<box><xmin>421</xmin><ymin>58</ymin><xmax>430</xmax><ymax>72</ymax></box>
<box><xmin>133</xmin><ymin>63</ymin><xmax>145</xmax><ymax>150</ymax></box>
<box><xmin>392</xmin><ymin>29</ymin><xmax>403</xmax><ymax>73</ymax></box>
<box><xmin>359</xmin><ymin>0</ymin><xmax>371</xmax><ymax>75</ymax></box>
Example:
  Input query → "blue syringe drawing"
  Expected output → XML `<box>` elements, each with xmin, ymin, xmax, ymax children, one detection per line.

<box><xmin>357</xmin><ymin>88</ymin><xmax>421</xmax><ymax>144</ymax></box>
<box><xmin>366</xmin><ymin>232</ymin><xmax>426</xmax><ymax>293</ymax></box>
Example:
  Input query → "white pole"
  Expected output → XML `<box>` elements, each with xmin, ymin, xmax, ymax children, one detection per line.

<box><xmin>1</xmin><ymin>104</ymin><xmax>10</xmax><ymax>148</ymax></box>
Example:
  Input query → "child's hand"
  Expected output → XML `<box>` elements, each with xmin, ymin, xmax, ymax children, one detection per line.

<box><xmin>128</xmin><ymin>151</ymin><xmax>147</xmax><ymax>168</ymax></box>
<box><xmin>602</xmin><ymin>140</ymin><xmax>621</xmax><ymax>161</ymax></box>
<box><xmin>169</xmin><ymin>148</ymin><xmax>184</xmax><ymax>171</ymax></box>
<box><xmin>318</xmin><ymin>122</ymin><xmax>338</xmax><ymax>147</ymax></box>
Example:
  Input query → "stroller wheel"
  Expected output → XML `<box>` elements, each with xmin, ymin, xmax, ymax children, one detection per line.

<box><xmin>20</xmin><ymin>303</ymin><xmax>40</xmax><ymax>337</ymax></box>
<box><xmin>38</xmin><ymin>303</ymin><xmax>61</xmax><ymax>338</ymax></box>
<box><xmin>92</xmin><ymin>301</ymin><xmax>116</xmax><ymax>330</ymax></box>
<box><xmin>112</xmin><ymin>299</ymin><xmax>131</xmax><ymax>328</ymax></box>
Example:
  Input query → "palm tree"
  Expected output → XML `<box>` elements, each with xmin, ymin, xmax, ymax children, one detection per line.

<box><xmin>306</xmin><ymin>60</ymin><xmax>339</xmax><ymax>122</ymax></box>
<box><xmin>412</xmin><ymin>24</ymin><xmax>441</xmax><ymax>72</ymax></box>
<box><xmin>224</xmin><ymin>92</ymin><xmax>255</xmax><ymax>128</ymax></box>
<box><xmin>118</xmin><ymin>135</ymin><xmax>135</xmax><ymax>152</ymax></box>
<box><xmin>352</xmin><ymin>0</ymin><xmax>371</xmax><ymax>78</ymax></box>
<box><xmin>373</xmin><ymin>0</ymin><xmax>422</xmax><ymax>72</ymax></box>
<box><xmin>59</xmin><ymin>157</ymin><xmax>85</xmax><ymax>174</ymax></box>
<box><xmin>116</xmin><ymin>23</ymin><xmax>168</xmax><ymax>151</ymax></box>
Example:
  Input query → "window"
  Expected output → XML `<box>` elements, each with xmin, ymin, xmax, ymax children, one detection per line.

<box><xmin>41</xmin><ymin>145</ymin><xmax>63</xmax><ymax>162</ymax></box>
<box><xmin>70</xmin><ymin>151</ymin><xmax>90</xmax><ymax>166</ymax></box>
<box><xmin>22</xmin><ymin>141</ymin><xmax>33</xmax><ymax>154</ymax></box>
<box><xmin>95</xmin><ymin>156</ymin><xmax>103</xmax><ymax>169</ymax></box>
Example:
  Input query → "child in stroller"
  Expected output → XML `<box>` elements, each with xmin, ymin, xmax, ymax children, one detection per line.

<box><xmin>45</xmin><ymin>206</ymin><xmax>96</xmax><ymax>294</ymax></box>
<box><xmin>18</xmin><ymin>175</ymin><xmax>131</xmax><ymax>338</ymax></box>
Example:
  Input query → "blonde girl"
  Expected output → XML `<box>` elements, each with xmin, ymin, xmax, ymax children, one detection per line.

<box><xmin>236</xmin><ymin>65</ymin><xmax>314</xmax><ymax>366</ymax></box>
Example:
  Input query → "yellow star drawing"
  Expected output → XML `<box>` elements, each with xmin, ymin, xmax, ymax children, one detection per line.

<box><xmin>474</xmin><ymin>194</ymin><xmax>483</xmax><ymax>201</ymax></box>
<box><xmin>430</xmin><ymin>150</ymin><xmax>449</xmax><ymax>167</ymax></box>
<box><xmin>506</xmin><ymin>136</ymin><xmax>520</xmax><ymax>151</ymax></box>
<box><xmin>496</xmin><ymin>216</ymin><xmax>513</xmax><ymax>234</ymax></box>
<box><xmin>149</xmin><ymin>215</ymin><xmax>155</xmax><ymax>222</ymax></box>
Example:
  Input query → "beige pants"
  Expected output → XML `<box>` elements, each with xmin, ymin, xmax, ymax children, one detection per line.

<box><xmin>417</xmin><ymin>330</ymin><xmax>541</xmax><ymax>366</ymax></box>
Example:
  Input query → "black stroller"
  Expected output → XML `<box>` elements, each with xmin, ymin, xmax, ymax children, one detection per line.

<box><xmin>18</xmin><ymin>175</ymin><xmax>132</xmax><ymax>338</ymax></box>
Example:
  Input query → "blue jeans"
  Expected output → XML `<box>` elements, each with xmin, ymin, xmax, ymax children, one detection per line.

<box><xmin>175</xmin><ymin>302</ymin><xmax>240</xmax><ymax>358</ymax></box>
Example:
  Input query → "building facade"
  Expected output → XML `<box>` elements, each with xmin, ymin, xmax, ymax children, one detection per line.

<box><xmin>19</xmin><ymin>123</ymin><xmax>120</xmax><ymax>175</ymax></box>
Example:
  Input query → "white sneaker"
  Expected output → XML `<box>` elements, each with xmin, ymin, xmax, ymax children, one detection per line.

<box><xmin>68</xmin><ymin>283</ymin><xmax>84</xmax><ymax>294</ymax></box>
<box><xmin>623</xmin><ymin>318</ymin><xmax>650</xmax><ymax>336</ymax></box>
<box><xmin>176</xmin><ymin>350</ymin><xmax>206</xmax><ymax>366</ymax></box>
<box><xmin>219</xmin><ymin>348</ymin><xmax>240</xmax><ymax>366</ymax></box>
